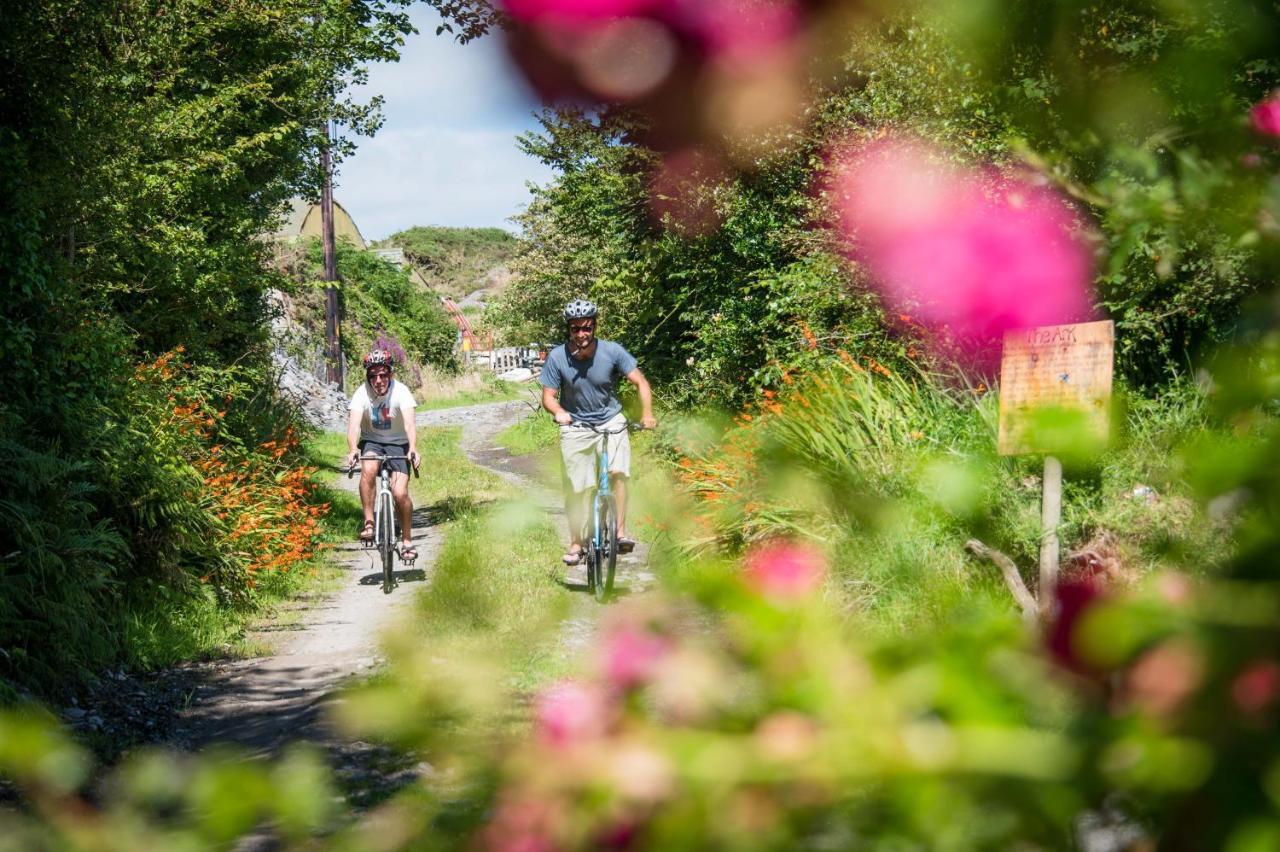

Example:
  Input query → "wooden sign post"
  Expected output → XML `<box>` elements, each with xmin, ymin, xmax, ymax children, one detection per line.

<box><xmin>998</xmin><ymin>320</ymin><xmax>1114</xmax><ymax>619</ymax></box>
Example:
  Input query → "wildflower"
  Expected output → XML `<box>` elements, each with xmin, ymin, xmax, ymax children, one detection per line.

<box><xmin>534</xmin><ymin>680</ymin><xmax>611</xmax><ymax>747</ymax></box>
<box><xmin>1250</xmin><ymin>91</ymin><xmax>1280</xmax><ymax>137</ymax></box>
<box><xmin>744</xmin><ymin>539</ymin><xmax>826</xmax><ymax>600</ymax></box>
<box><xmin>798</xmin><ymin>320</ymin><xmax>818</xmax><ymax>350</ymax></box>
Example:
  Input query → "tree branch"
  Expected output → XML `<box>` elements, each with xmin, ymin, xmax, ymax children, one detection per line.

<box><xmin>965</xmin><ymin>539</ymin><xmax>1039</xmax><ymax>625</ymax></box>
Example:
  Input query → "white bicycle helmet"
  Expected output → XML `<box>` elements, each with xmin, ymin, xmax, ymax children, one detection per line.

<box><xmin>563</xmin><ymin>299</ymin><xmax>598</xmax><ymax>321</ymax></box>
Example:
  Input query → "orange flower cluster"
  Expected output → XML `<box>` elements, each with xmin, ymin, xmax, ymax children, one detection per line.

<box><xmin>196</xmin><ymin>434</ymin><xmax>329</xmax><ymax>577</ymax></box>
<box><xmin>135</xmin><ymin>349</ymin><xmax>330</xmax><ymax>586</ymax></box>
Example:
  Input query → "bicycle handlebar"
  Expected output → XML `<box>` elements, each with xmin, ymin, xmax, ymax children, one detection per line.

<box><xmin>567</xmin><ymin>421</ymin><xmax>647</xmax><ymax>435</ymax></box>
<box><xmin>346</xmin><ymin>454</ymin><xmax>420</xmax><ymax>479</ymax></box>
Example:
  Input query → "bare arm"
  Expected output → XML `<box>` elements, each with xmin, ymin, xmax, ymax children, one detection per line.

<box><xmin>402</xmin><ymin>403</ymin><xmax>419</xmax><ymax>468</ymax></box>
<box><xmin>542</xmin><ymin>386</ymin><xmax>572</xmax><ymax>425</ymax></box>
<box><xmin>346</xmin><ymin>406</ymin><xmax>362</xmax><ymax>468</ymax></box>
<box><xmin>626</xmin><ymin>368</ymin><xmax>657</xmax><ymax>429</ymax></box>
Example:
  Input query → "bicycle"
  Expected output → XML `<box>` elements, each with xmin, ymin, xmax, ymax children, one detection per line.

<box><xmin>570</xmin><ymin>420</ymin><xmax>643</xmax><ymax>602</ymax></box>
<box><xmin>348</xmin><ymin>453</ymin><xmax>419</xmax><ymax>594</ymax></box>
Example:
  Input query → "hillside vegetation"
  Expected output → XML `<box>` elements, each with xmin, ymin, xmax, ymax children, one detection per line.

<box><xmin>379</xmin><ymin>225</ymin><xmax>518</xmax><ymax>300</ymax></box>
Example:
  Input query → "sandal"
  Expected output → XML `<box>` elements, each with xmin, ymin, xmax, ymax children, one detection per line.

<box><xmin>562</xmin><ymin>548</ymin><xmax>582</xmax><ymax>566</ymax></box>
<box><xmin>400</xmin><ymin>544</ymin><xmax>418</xmax><ymax>561</ymax></box>
<box><xmin>358</xmin><ymin>520</ymin><xmax>375</xmax><ymax>542</ymax></box>
<box><xmin>617</xmin><ymin>537</ymin><xmax>636</xmax><ymax>554</ymax></box>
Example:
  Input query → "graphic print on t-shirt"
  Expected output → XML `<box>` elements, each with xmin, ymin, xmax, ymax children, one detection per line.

<box><xmin>371</xmin><ymin>401</ymin><xmax>392</xmax><ymax>430</ymax></box>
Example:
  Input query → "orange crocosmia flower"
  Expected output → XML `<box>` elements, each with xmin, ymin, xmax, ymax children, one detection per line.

<box><xmin>762</xmin><ymin>389</ymin><xmax>777</xmax><ymax>400</ymax></box>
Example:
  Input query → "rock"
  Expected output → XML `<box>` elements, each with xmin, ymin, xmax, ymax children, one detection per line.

<box><xmin>1130</xmin><ymin>484</ymin><xmax>1158</xmax><ymax>503</ymax></box>
<box><xmin>273</xmin><ymin>350</ymin><xmax>349</xmax><ymax>431</ymax></box>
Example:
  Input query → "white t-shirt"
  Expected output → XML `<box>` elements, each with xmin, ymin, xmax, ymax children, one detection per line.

<box><xmin>350</xmin><ymin>379</ymin><xmax>416</xmax><ymax>444</ymax></box>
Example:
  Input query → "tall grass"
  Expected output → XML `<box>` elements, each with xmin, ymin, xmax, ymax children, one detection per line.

<box><xmin>670</xmin><ymin>355</ymin><xmax>1241</xmax><ymax>634</ymax></box>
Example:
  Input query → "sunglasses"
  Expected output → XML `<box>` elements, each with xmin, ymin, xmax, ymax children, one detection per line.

<box><xmin>569</xmin><ymin>323</ymin><xmax>595</xmax><ymax>333</ymax></box>
<box><xmin>367</xmin><ymin>370</ymin><xmax>391</xmax><ymax>380</ymax></box>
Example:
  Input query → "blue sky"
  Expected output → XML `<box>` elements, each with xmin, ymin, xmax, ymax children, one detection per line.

<box><xmin>335</xmin><ymin>7</ymin><xmax>556</xmax><ymax>240</ymax></box>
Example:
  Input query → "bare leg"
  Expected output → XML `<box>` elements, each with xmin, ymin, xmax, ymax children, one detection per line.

<box><xmin>359</xmin><ymin>458</ymin><xmax>379</xmax><ymax>526</ymax></box>
<box><xmin>391</xmin><ymin>472</ymin><xmax>412</xmax><ymax>546</ymax></box>
<box><xmin>611</xmin><ymin>473</ymin><xmax>629</xmax><ymax>539</ymax></box>
<box><xmin>565</xmin><ymin>487</ymin><xmax>591</xmax><ymax>554</ymax></box>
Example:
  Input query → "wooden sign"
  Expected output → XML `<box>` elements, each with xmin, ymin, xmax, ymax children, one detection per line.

<box><xmin>998</xmin><ymin>320</ymin><xmax>1114</xmax><ymax>457</ymax></box>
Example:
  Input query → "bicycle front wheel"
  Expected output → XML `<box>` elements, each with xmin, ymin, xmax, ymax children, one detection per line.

<box><xmin>599</xmin><ymin>495</ymin><xmax>618</xmax><ymax>601</ymax></box>
<box><xmin>377</xmin><ymin>493</ymin><xmax>395</xmax><ymax>593</ymax></box>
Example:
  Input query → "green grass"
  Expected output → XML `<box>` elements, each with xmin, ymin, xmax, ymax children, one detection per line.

<box><xmin>314</xmin><ymin>423</ymin><xmax>567</xmax><ymax>687</ymax></box>
<box><xmin>401</xmin><ymin>424</ymin><xmax>569</xmax><ymax>689</ymax></box>
<box><xmin>416</xmin><ymin>381</ymin><xmax>527</xmax><ymax>411</ymax></box>
<box><xmin>495</xmin><ymin>410</ymin><xmax>558</xmax><ymax>456</ymax></box>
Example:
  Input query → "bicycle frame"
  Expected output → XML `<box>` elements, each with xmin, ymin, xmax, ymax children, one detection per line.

<box><xmin>571</xmin><ymin>421</ymin><xmax>636</xmax><ymax>601</ymax></box>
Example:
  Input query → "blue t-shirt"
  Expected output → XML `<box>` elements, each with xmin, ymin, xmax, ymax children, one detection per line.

<box><xmin>540</xmin><ymin>340</ymin><xmax>638</xmax><ymax>425</ymax></box>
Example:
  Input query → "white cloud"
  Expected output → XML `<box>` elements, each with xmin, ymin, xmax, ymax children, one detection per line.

<box><xmin>334</xmin><ymin>7</ymin><xmax>554</xmax><ymax>238</ymax></box>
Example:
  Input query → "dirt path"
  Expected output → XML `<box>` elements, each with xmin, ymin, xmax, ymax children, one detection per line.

<box><xmin>175</xmin><ymin>401</ymin><xmax>526</xmax><ymax>757</ymax></box>
<box><xmin>175</xmin><ymin>397</ymin><xmax>653</xmax><ymax>768</ymax></box>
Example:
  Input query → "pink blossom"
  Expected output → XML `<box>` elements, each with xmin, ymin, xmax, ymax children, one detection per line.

<box><xmin>648</xmin><ymin>147</ymin><xmax>728</xmax><ymax>234</ymax></box>
<box><xmin>534</xmin><ymin>680</ymin><xmax>610</xmax><ymax>746</ymax></box>
<box><xmin>602</xmin><ymin>625</ymin><xmax>671</xmax><ymax>689</ymax></box>
<box><xmin>827</xmin><ymin>137</ymin><xmax>1093</xmax><ymax>345</ymax></box>
<box><xmin>1232</xmin><ymin>660</ymin><xmax>1280</xmax><ymax>716</ymax></box>
<box><xmin>672</xmin><ymin>0</ymin><xmax>800</xmax><ymax>64</ymax></box>
<box><xmin>744</xmin><ymin>540</ymin><xmax>825</xmax><ymax>600</ymax></box>
<box><xmin>1250</xmin><ymin>93</ymin><xmax>1280</xmax><ymax>137</ymax></box>
<box><xmin>502</xmin><ymin>0</ymin><xmax>664</xmax><ymax>23</ymax></box>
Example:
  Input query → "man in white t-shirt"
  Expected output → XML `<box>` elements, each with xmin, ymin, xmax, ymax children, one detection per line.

<box><xmin>345</xmin><ymin>349</ymin><xmax>420</xmax><ymax>559</ymax></box>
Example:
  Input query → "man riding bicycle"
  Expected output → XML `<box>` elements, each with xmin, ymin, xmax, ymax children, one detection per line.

<box><xmin>541</xmin><ymin>299</ymin><xmax>656</xmax><ymax>567</ymax></box>
<box><xmin>346</xmin><ymin>349</ymin><xmax>420</xmax><ymax>560</ymax></box>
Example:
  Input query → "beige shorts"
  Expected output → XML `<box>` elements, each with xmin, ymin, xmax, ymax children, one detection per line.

<box><xmin>560</xmin><ymin>413</ymin><xmax>631</xmax><ymax>494</ymax></box>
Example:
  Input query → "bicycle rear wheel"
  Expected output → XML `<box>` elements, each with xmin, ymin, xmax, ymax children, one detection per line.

<box><xmin>377</xmin><ymin>493</ymin><xmax>395</xmax><ymax>593</ymax></box>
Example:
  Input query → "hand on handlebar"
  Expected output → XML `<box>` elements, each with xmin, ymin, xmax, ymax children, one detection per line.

<box><xmin>346</xmin><ymin>450</ymin><xmax>360</xmax><ymax>471</ymax></box>
<box><xmin>553</xmin><ymin>410</ymin><xmax>573</xmax><ymax>426</ymax></box>
<box><xmin>640</xmin><ymin>414</ymin><xmax>658</xmax><ymax>430</ymax></box>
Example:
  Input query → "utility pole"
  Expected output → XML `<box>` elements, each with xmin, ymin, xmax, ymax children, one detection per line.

<box><xmin>320</xmin><ymin>119</ymin><xmax>342</xmax><ymax>388</ymax></box>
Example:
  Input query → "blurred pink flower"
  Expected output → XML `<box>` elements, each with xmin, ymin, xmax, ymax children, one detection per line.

<box><xmin>1232</xmin><ymin>659</ymin><xmax>1280</xmax><ymax>716</ymax></box>
<box><xmin>534</xmin><ymin>679</ymin><xmax>610</xmax><ymax>746</ymax></box>
<box><xmin>1046</xmin><ymin>576</ymin><xmax>1106</xmax><ymax>677</ymax></box>
<box><xmin>744</xmin><ymin>540</ymin><xmax>825</xmax><ymax>600</ymax></box>
<box><xmin>828</xmin><ymin>137</ymin><xmax>1093</xmax><ymax>344</ymax></box>
<box><xmin>502</xmin><ymin>0</ymin><xmax>664</xmax><ymax>22</ymax></box>
<box><xmin>648</xmin><ymin>147</ymin><xmax>728</xmax><ymax>234</ymax></box>
<box><xmin>674</xmin><ymin>0</ymin><xmax>800</xmax><ymax>64</ymax></box>
<box><xmin>602</xmin><ymin>625</ymin><xmax>671</xmax><ymax>689</ymax></box>
<box><xmin>1250</xmin><ymin>92</ymin><xmax>1280</xmax><ymax>137</ymax></box>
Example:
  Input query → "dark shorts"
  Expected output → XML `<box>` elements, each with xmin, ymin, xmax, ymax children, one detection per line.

<box><xmin>358</xmin><ymin>440</ymin><xmax>410</xmax><ymax>475</ymax></box>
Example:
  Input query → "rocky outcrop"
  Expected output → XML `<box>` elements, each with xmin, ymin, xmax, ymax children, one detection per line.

<box><xmin>274</xmin><ymin>351</ymin><xmax>349</xmax><ymax>431</ymax></box>
<box><xmin>268</xmin><ymin>288</ymin><xmax>349</xmax><ymax>431</ymax></box>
